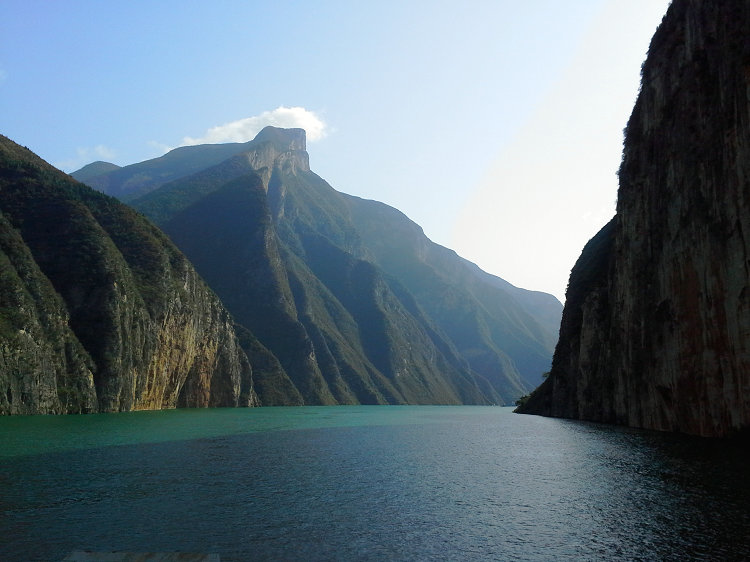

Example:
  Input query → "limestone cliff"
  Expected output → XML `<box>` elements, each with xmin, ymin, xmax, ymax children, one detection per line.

<box><xmin>0</xmin><ymin>135</ymin><xmax>258</xmax><ymax>413</ymax></box>
<box><xmin>517</xmin><ymin>0</ymin><xmax>750</xmax><ymax>437</ymax></box>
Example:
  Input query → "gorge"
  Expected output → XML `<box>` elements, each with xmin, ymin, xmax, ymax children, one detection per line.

<box><xmin>0</xmin><ymin>125</ymin><xmax>562</xmax><ymax>413</ymax></box>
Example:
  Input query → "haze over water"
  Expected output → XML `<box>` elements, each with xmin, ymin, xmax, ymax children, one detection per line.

<box><xmin>2</xmin><ymin>406</ymin><xmax>749</xmax><ymax>561</ymax></box>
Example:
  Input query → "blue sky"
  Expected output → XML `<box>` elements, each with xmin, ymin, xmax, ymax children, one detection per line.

<box><xmin>1</xmin><ymin>0</ymin><xmax>671</xmax><ymax>301</ymax></box>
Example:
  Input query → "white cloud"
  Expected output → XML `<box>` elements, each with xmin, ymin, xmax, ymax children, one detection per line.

<box><xmin>55</xmin><ymin>145</ymin><xmax>117</xmax><ymax>172</ymax></box>
<box><xmin>181</xmin><ymin>106</ymin><xmax>327</xmax><ymax>146</ymax></box>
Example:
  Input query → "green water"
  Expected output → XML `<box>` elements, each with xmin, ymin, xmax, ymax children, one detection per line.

<box><xmin>0</xmin><ymin>405</ymin><xmax>488</xmax><ymax>459</ymax></box>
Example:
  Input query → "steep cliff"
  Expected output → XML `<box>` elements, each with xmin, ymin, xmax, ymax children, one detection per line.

<box><xmin>0</xmin><ymin>135</ymin><xmax>258</xmax><ymax>413</ymax></box>
<box><xmin>517</xmin><ymin>0</ymin><xmax>750</xmax><ymax>437</ymax></box>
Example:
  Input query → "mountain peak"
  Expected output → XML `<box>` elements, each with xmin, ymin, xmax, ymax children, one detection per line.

<box><xmin>253</xmin><ymin>126</ymin><xmax>306</xmax><ymax>152</ymax></box>
<box><xmin>70</xmin><ymin>160</ymin><xmax>121</xmax><ymax>183</ymax></box>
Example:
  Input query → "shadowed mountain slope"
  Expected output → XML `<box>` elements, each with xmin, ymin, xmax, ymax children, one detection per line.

<box><xmin>344</xmin><ymin>196</ymin><xmax>561</xmax><ymax>392</ymax></box>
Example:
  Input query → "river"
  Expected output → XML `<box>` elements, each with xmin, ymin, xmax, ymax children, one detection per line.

<box><xmin>1</xmin><ymin>406</ymin><xmax>748</xmax><ymax>560</ymax></box>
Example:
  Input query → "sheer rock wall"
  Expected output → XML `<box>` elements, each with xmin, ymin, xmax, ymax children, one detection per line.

<box><xmin>518</xmin><ymin>1</ymin><xmax>750</xmax><ymax>437</ymax></box>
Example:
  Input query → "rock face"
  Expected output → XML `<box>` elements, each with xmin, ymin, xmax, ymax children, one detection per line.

<box><xmin>0</xmin><ymin>135</ymin><xmax>258</xmax><ymax>413</ymax></box>
<box><xmin>517</xmin><ymin>0</ymin><xmax>750</xmax><ymax>437</ymax></box>
<box><xmin>90</xmin><ymin>126</ymin><xmax>563</xmax><ymax>406</ymax></box>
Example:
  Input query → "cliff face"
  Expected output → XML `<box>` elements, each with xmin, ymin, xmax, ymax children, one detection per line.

<box><xmin>518</xmin><ymin>0</ymin><xmax>750</xmax><ymax>437</ymax></box>
<box><xmin>0</xmin><ymin>135</ymin><xmax>258</xmax><ymax>413</ymax></box>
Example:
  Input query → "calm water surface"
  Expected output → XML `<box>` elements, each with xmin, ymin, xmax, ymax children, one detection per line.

<box><xmin>1</xmin><ymin>406</ymin><xmax>749</xmax><ymax>561</ymax></box>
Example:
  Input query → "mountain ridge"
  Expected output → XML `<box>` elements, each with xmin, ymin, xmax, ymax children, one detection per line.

<box><xmin>91</xmin><ymin>126</ymin><xmax>564</xmax><ymax>405</ymax></box>
<box><xmin>71</xmin><ymin>127</ymin><xmax>308</xmax><ymax>202</ymax></box>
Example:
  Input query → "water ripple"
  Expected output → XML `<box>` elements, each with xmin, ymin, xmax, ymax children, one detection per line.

<box><xmin>1</xmin><ymin>407</ymin><xmax>749</xmax><ymax>561</ymax></box>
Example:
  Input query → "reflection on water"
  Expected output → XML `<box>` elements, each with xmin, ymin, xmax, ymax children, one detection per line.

<box><xmin>1</xmin><ymin>406</ymin><xmax>748</xmax><ymax>561</ymax></box>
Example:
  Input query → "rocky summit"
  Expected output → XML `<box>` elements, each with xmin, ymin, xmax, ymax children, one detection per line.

<box><xmin>517</xmin><ymin>0</ymin><xmax>750</xmax><ymax>437</ymax></box>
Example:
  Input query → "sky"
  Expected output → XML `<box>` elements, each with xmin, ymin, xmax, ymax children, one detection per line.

<box><xmin>1</xmin><ymin>0</ymin><xmax>671</xmax><ymax>302</ymax></box>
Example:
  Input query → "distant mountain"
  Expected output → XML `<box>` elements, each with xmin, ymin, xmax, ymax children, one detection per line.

<box><xmin>0</xmin><ymin>135</ymin><xmax>258</xmax><ymax>414</ymax></box>
<box><xmin>70</xmin><ymin>160</ymin><xmax>120</xmax><ymax>182</ymax></box>
<box><xmin>344</xmin><ymin>196</ymin><xmax>561</xmax><ymax>392</ymax></box>
<box><xmin>119</xmin><ymin>126</ymin><xmax>562</xmax><ymax>405</ymax></box>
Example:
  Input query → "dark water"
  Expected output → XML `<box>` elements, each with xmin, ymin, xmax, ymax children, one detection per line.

<box><xmin>1</xmin><ymin>406</ymin><xmax>749</xmax><ymax>561</ymax></box>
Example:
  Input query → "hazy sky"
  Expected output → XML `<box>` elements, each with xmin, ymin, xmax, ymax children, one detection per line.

<box><xmin>1</xmin><ymin>0</ymin><xmax>671</xmax><ymax>302</ymax></box>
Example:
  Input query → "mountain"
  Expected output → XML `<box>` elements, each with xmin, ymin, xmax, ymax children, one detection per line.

<box><xmin>517</xmin><ymin>0</ymin><xmax>750</xmax><ymax>437</ymax></box>
<box><xmin>70</xmin><ymin>160</ymin><xmax>121</xmax><ymax>183</ymax></box>
<box><xmin>0</xmin><ymin>135</ymin><xmax>258</xmax><ymax>414</ymax></box>
<box><xmin>102</xmin><ymin>126</ymin><xmax>563</xmax><ymax>406</ymax></box>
